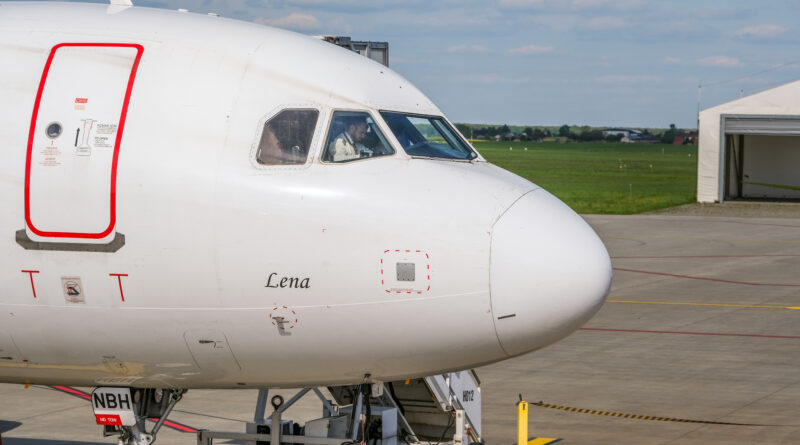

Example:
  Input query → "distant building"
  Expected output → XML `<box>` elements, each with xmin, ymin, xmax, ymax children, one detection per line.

<box><xmin>673</xmin><ymin>133</ymin><xmax>697</xmax><ymax>145</ymax></box>
<box><xmin>626</xmin><ymin>135</ymin><xmax>660</xmax><ymax>144</ymax></box>
<box><xmin>602</xmin><ymin>128</ymin><xmax>662</xmax><ymax>143</ymax></box>
<box><xmin>602</xmin><ymin>128</ymin><xmax>642</xmax><ymax>139</ymax></box>
<box><xmin>317</xmin><ymin>35</ymin><xmax>389</xmax><ymax>67</ymax></box>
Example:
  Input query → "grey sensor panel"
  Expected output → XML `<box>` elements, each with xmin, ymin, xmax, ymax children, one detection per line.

<box><xmin>396</xmin><ymin>262</ymin><xmax>416</xmax><ymax>282</ymax></box>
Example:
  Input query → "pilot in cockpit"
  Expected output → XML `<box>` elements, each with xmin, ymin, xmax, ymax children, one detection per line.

<box><xmin>324</xmin><ymin>111</ymin><xmax>395</xmax><ymax>163</ymax></box>
<box><xmin>329</xmin><ymin>116</ymin><xmax>370</xmax><ymax>162</ymax></box>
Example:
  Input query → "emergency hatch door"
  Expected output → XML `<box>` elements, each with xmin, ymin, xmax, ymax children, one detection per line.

<box><xmin>24</xmin><ymin>43</ymin><xmax>142</xmax><ymax>245</ymax></box>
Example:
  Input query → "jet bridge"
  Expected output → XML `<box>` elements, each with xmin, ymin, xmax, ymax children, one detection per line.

<box><xmin>197</xmin><ymin>370</ymin><xmax>483</xmax><ymax>445</ymax></box>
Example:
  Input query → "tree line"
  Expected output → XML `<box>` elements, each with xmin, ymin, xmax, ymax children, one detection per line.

<box><xmin>455</xmin><ymin>123</ymin><xmax>694</xmax><ymax>144</ymax></box>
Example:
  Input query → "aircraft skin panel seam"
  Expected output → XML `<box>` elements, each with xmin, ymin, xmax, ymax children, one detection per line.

<box><xmin>486</xmin><ymin>188</ymin><xmax>540</xmax><ymax>357</ymax></box>
<box><xmin>0</xmin><ymin>291</ymin><xmax>486</xmax><ymax>310</ymax></box>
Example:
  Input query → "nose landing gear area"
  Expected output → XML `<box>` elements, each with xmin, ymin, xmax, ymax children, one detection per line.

<box><xmin>4</xmin><ymin>373</ymin><xmax>483</xmax><ymax>445</ymax></box>
<box><xmin>61</xmin><ymin>386</ymin><xmax>195</xmax><ymax>444</ymax></box>
<box><xmin>0</xmin><ymin>386</ymin><xmax>196</xmax><ymax>445</ymax></box>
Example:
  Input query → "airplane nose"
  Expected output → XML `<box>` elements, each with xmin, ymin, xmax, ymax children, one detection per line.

<box><xmin>490</xmin><ymin>189</ymin><xmax>612</xmax><ymax>357</ymax></box>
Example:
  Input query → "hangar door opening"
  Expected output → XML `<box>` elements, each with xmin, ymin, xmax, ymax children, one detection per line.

<box><xmin>723</xmin><ymin>116</ymin><xmax>800</xmax><ymax>200</ymax></box>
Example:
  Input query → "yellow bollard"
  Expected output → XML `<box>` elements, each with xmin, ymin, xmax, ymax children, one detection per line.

<box><xmin>517</xmin><ymin>400</ymin><xmax>528</xmax><ymax>445</ymax></box>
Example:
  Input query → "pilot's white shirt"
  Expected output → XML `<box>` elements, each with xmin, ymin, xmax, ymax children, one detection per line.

<box><xmin>330</xmin><ymin>131</ymin><xmax>359</xmax><ymax>162</ymax></box>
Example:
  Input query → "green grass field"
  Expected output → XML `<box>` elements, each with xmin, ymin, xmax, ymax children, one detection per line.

<box><xmin>474</xmin><ymin>141</ymin><xmax>697</xmax><ymax>214</ymax></box>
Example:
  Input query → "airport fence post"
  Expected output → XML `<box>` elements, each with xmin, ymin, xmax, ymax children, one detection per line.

<box><xmin>517</xmin><ymin>399</ymin><xmax>528</xmax><ymax>445</ymax></box>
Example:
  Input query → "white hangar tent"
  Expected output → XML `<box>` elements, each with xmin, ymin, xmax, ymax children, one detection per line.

<box><xmin>698</xmin><ymin>80</ymin><xmax>800</xmax><ymax>202</ymax></box>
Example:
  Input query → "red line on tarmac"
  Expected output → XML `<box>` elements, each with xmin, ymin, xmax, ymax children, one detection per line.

<box><xmin>612</xmin><ymin>254</ymin><xmax>800</xmax><ymax>259</ymax></box>
<box><xmin>161</xmin><ymin>419</ymin><xmax>197</xmax><ymax>433</ymax></box>
<box><xmin>51</xmin><ymin>385</ymin><xmax>91</xmax><ymax>400</ymax></box>
<box><xmin>613</xmin><ymin>267</ymin><xmax>800</xmax><ymax>287</ymax></box>
<box><xmin>148</xmin><ymin>418</ymin><xmax>198</xmax><ymax>433</ymax></box>
<box><xmin>581</xmin><ymin>328</ymin><xmax>800</xmax><ymax>340</ymax></box>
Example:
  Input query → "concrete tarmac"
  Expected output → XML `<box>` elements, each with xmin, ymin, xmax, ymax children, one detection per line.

<box><xmin>2</xmin><ymin>212</ymin><xmax>799</xmax><ymax>444</ymax></box>
<box><xmin>482</xmin><ymin>213</ymin><xmax>800</xmax><ymax>444</ymax></box>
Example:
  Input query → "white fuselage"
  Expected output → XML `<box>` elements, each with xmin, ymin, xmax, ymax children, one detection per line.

<box><xmin>0</xmin><ymin>2</ymin><xmax>612</xmax><ymax>389</ymax></box>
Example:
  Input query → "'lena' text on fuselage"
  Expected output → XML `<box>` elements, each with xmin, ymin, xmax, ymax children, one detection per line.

<box><xmin>266</xmin><ymin>273</ymin><xmax>311</xmax><ymax>289</ymax></box>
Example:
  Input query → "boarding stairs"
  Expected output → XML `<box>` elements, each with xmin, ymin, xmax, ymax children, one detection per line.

<box><xmin>327</xmin><ymin>370</ymin><xmax>482</xmax><ymax>444</ymax></box>
<box><xmin>211</xmin><ymin>369</ymin><xmax>483</xmax><ymax>445</ymax></box>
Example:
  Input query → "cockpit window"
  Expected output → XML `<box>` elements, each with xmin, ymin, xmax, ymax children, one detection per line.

<box><xmin>380</xmin><ymin>112</ymin><xmax>477</xmax><ymax>160</ymax></box>
<box><xmin>257</xmin><ymin>109</ymin><xmax>319</xmax><ymax>165</ymax></box>
<box><xmin>322</xmin><ymin>111</ymin><xmax>394</xmax><ymax>163</ymax></box>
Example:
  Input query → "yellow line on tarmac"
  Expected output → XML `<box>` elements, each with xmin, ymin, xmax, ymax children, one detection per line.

<box><xmin>607</xmin><ymin>300</ymin><xmax>800</xmax><ymax>310</ymax></box>
<box><xmin>528</xmin><ymin>438</ymin><xmax>560</xmax><ymax>445</ymax></box>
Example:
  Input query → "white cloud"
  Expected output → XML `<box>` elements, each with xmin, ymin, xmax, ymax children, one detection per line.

<box><xmin>735</xmin><ymin>24</ymin><xmax>787</xmax><ymax>38</ymax></box>
<box><xmin>698</xmin><ymin>55</ymin><xmax>741</xmax><ymax>67</ymax></box>
<box><xmin>516</xmin><ymin>13</ymin><xmax>578</xmax><ymax>30</ymax></box>
<box><xmin>498</xmin><ymin>0</ymin><xmax>546</xmax><ymax>7</ymax></box>
<box><xmin>445</xmin><ymin>45</ymin><xmax>488</xmax><ymax>54</ymax></box>
<box><xmin>458</xmin><ymin>74</ymin><xmax>532</xmax><ymax>84</ymax></box>
<box><xmin>499</xmin><ymin>0</ymin><xmax>644</xmax><ymax>11</ymax></box>
<box><xmin>276</xmin><ymin>0</ymin><xmax>411</xmax><ymax>9</ymax></box>
<box><xmin>576</xmin><ymin>0</ymin><xmax>645</xmax><ymax>10</ymax></box>
<box><xmin>595</xmin><ymin>74</ymin><xmax>662</xmax><ymax>83</ymax></box>
<box><xmin>585</xmin><ymin>16</ymin><xmax>628</xmax><ymax>30</ymax></box>
<box><xmin>411</xmin><ymin>14</ymin><xmax>495</xmax><ymax>27</ymax></box>
<box><xmin>509</xmin><ymin>45</ymin><xmax>556</xmax><ymax>55</ymax></box>
<box><xmin>254</xmin><ymin>13</ymin><xmax>321</xmax><ymax>31</ymax></box>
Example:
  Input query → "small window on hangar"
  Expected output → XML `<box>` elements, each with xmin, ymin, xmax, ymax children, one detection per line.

<box><xmin>721</xmin><ymin>116</ymin><xmax>800</xmax><ymax>201</ymax></box>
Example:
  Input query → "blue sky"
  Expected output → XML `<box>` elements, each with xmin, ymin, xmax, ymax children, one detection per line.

<box><xmin>31</xmin><ymin>0</ymin><xmax>800</xmax><ymax>128</ymax></box>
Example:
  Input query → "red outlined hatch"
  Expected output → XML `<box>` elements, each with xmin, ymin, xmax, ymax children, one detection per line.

<box><xmin>25</xmin><ymin>43</ymin><xmax>143</xmax><ymax>241</ymax></box>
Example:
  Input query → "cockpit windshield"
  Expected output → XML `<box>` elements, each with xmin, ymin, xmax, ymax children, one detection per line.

<box><xmin>323</xmin><ymin>111</ymin><xmax>394</xmax><ymax>163</ymax></box>
<box><xmin>380</xmin><ymin>112</ymin><xmax>477</xmax><ymax>160</ymax></box>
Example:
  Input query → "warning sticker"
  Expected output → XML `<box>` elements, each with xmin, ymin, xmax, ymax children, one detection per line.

<box><xmin>94</xmin><ymin>124</ymin><xmax>118</xmax><ymax>149</ymax></box>
<box><xmin>95</xmin><ymin>123</ymin><xmax>117</xmax><ymax>135</ymax></box>
<box><xmin>39</xmin><ymin>145</ymin><xmax>62</xmax><ymax>167</ymax></box>
<box><xmin>39</xmin><ymin>157</ymin><xmax>61</xmax><ymax>167</ymax></box>
<box><xmin>61</xmin><ymin>277</ymin><xmax>85</xmax><ymax>304</ymax></box>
